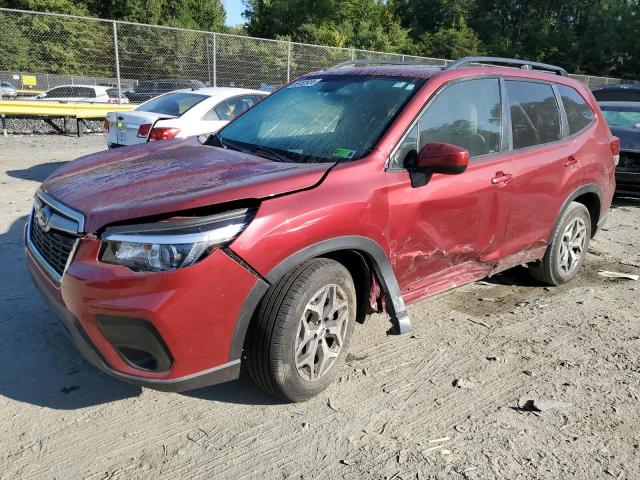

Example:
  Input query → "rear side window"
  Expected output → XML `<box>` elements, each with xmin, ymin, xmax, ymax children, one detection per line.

<box><xmin>74</xmin><ymin>87</ymin><xmax>96</xmax><ymax>98</ymax></box>
<box><xmin>137</xmin><ymin>92</ymin><xmax>209</xmax><ymax>116</ymax></box>
<box><xmin>47</xmin><ymin>87</ymin><xmax>69</xmax><ymax>98</ymax></box>
<box><xmin>506</xmin><ymin>80</ymin><xmax>561</xmax><ymax>149</ymax></box>
<box><xmin>418</xmin><ymin>78</ymin><xmax>503</xmax><ymax>158</ymax></box>
<box><xmin>214</xmin><ymin>101</ymin><xmax>233</xmax><ymax>121</ymax></box>
<box><xmin>557</xmin><ymin>85</ymin><xmax>594</xmax><ymax>134</ymax></box>
<box><xmin>207</xmin><ymin>96</ymin><xmax>258</xmax><ymax>121</ymax></box>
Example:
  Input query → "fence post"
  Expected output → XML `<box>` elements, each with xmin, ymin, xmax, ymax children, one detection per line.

<box><xmin>213</xmin><ymin>32</ymin><xmax>217</xmax><ymax>87</ymax></box>
<box><xmin>112</xmin><ymin>20</ymin><xmax>122</xmax><ymax>99</ymax></box>
<box><xmin>205</xmin><ymin>34</ymin><xmax>212</xmax><ymax>86</ymax></box>
<box><xmin>351</xmin><ymin>49</ymin><xmax>355</xmax><ymax>61</ymax></box>
<box><xmin>287</xmin><ymin>42</ymin><xmax>292</xmax><ymax>82</ymax></box>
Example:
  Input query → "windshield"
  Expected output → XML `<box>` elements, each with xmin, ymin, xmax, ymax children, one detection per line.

<box><xmin>214</xmin><ymin>75</ymin><xmax>424</xmax><ymax>163</ymax></box>
<box><xmin>137</xmin><ymin>92</ymin><xmax>208</xmax><ymax>117</ymax></box>
<box><xmin>602</xmin><ymin>107</ymin><xmax>640</xmax><ymax>128</ymax></box>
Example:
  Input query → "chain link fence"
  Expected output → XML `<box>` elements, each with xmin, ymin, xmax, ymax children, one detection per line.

<box><xmin>0</xmin><ymin>7</ymin><xmax>634</xmax><ymax>100</ymax></box>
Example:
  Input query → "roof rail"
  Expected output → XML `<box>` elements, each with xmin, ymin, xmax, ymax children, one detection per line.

<box><xmin>446</xmin><ymin>56</ymin><xmax>568</xmax><ymax>77</ymax></box>
<box><xmin>329</xmin><ymin>59</ymin><xmax>443</xmax><ymax>70</ymax></box>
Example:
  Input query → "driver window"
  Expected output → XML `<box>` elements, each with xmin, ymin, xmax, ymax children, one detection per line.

<box><xmin>388</xmin><ymin>78</ymin><xmax>502</xmax><ymax>170</ymax></box>
<box><xmin>419</xmin><ymin>78</ymin><xmax>502</xmax><ymax>158</ymax></box>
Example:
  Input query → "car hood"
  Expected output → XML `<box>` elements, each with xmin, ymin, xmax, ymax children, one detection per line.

<box><xmin>611</xmin><ymin>126</ymin><xmax>640</xmax><ymax>152</ymax></box>
<box><xmin>42</xmin><ymin>138</ymin><xmax>334</xmax><ymax>232</ymax></box>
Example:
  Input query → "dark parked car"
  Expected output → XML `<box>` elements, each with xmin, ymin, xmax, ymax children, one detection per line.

<box><xmin>592</xmin><ymin>83</ymin><xmax>640</xmax><ymax>102</ymax></box>
<box><xmin>125</xmin><ymin>79</ymin><xmax>206</xmax><ymax>103</ymax></box>
<box><xmin>26</xmin><ymin>57</ymin><xmax>617</xmax><ymax>402</ymax></box>
<box><xmin>599</xmin><ymin>101</ymin><xmax>640</xmax><ymax>195</ymax></box>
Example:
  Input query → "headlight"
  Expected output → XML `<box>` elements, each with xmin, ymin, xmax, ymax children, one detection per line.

<box><xmin>100</xmin><ymin>208</ymin><xmax>256</xmax><ymax>271</ymax></box>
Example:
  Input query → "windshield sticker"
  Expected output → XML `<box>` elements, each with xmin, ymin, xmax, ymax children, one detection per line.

<box><xmin>332</xmin><ymin>148</ymin><xmax>356</xmax><ymax>159</ymax></box>
<box><xmin>393</xmin><ymin>82</ymin><xmax>407</xmax><ymax>88</ymax></box>
<box><xmin>286</xmin><ymin>78</ymin><xmax>322</xmax><ymax>88</ymax></box>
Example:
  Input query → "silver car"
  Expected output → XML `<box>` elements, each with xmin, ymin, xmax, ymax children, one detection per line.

<box><xmin>0</xmin><ymin>82</ymin><xmax>17</xmax><ymax>98</ymax></box>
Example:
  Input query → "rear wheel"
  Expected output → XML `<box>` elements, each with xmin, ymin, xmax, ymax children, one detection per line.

<box><xmin>529</xmin><ymin>202</ymin><xmax>591</xmax><ymax>285</ymax></box>
<box><xmin>245</xmin><ymin>258</ymin><xmax>356</xmax><ymax>402</ymax></box>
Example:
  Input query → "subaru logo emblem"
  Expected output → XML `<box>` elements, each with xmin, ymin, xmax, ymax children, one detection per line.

<box><xmin>35</xmin><ymin>204</ymin><xmax>52</xmax><ymax>232</ymax></box>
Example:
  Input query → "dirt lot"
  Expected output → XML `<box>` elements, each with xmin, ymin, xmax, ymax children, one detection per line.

<box><xmin>1</xmin><ymin>135</ymin><xmax>639</xmax><ymax>480</ymax></box>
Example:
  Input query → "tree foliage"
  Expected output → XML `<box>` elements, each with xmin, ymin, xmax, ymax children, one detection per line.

<box><xmin>245</xmin><ymin>0</ymin><xmax>640</xmax><ymax>79</ymax></box>
<box><xmin>1</xmin><ymin>0</ymin><xmax>639</xmax><ymax>80</ymax></box>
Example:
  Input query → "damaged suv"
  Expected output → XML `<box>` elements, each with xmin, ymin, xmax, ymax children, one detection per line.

<box><xmin>26</xmin><ymin>57</ymin><xmax>617</xmax><ymax>402</ymax></box>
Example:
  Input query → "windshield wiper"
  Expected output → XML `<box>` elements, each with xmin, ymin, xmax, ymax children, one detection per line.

<box><xmin>253</xmin><ymin>147</ymin><xmax>293</xmax><ymax>163</ymax></box>
<box><xmin>210</xmin><ymin>132</ymin><xmax>245</xmax><ymax>153</ymax></box>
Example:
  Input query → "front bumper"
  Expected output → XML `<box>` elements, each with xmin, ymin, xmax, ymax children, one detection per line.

<box><xmin>25</xmin><ymin>233</ymin><xmax>266</xmax><ymax>392</ymax></box>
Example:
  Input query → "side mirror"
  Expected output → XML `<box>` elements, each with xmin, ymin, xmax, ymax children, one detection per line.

<box><xmin>415</xmin><ymin>143</ymin><xmax>469</xmax><ymax>175</ymax></box>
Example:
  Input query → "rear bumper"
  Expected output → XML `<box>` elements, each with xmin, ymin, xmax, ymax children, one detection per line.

<box><xmin>25</xmin><ymin>234</ymin><xmax>266</xmax><ymax>392</ymax></box>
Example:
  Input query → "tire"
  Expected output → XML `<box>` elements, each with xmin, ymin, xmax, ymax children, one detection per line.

<box><xmin>245</xmin><ymin>258</ymin><xmax>357</xmax><ymax>402</ymax></box>
<box><xmin>529</xmin><ymin>202</ymin><xmax>591</xmax><ymax>286</ymax></box>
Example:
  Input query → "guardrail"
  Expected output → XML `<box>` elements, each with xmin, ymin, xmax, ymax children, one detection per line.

<box><xmin>0</xmin><ymin>100</ymin><xmax>135</xmax><ymax>136</ymax></box>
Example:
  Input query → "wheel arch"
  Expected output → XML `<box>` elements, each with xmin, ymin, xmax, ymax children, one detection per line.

<box><xmin>227</xmin><ymin>236</ymin><xmax>411</xmax><ymax>361</ymax></box>
<box><xmin>554</xmin><ymin>184</ymin><xmax>603</xmax><ymax>239</ymax></box>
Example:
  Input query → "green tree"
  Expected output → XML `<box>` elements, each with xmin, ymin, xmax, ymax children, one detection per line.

<box><xmin>243</xmin><ymin>0</ymin><xmax>410</xmax><ymax>52</ymax></box>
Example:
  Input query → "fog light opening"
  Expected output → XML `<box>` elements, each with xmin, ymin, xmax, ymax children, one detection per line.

<box><xmin>117</xmin><ymin>347</ymin><xmax>159</xmax><ymax>371</ymax></box>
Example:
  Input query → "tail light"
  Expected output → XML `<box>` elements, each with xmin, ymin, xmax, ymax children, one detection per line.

<box><xmin>148</xmin><ymin>127</ymin><xmax>180</xmax><ymax>141</ymax></box>
<box><xmin>610</xmin><ymin>136</ymin><xmax>620</xmax><ymax>165</ymax></box>
<box><xmin>137</xmin><ymin>123</ymin><xmax>152</xmax><ymax>138</ymax></box>
<box><xmin>103</xmin><ymin>118</ymin><xmax>109</xmax><ymax>132</ymax></box>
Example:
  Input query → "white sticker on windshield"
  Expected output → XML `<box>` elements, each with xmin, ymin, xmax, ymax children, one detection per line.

<box><xmin>393</xmin><ymin>82</ymin><xmax>407</xmax><ymax>88</ymax></box>
<box><xmin>287</xmin><ymin>78</ymin><xmax>322</xmax><ymax>88</ymax></box>
<box><xmin>405</xmin><ymin>84</ymin><xmax>415</xmax><ymax>90</ymax></box>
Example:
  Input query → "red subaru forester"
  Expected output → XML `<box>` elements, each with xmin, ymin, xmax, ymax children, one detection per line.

<box><xmin>26</xmin><ymin>57</ymin><xmax>618</xmax><ymax>402</ymax></box>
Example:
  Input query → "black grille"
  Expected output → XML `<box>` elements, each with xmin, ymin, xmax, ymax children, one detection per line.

<box><xmin>30</xmin><ymin>216</ymin><xmax>77</xmax><ymax>276</ymax></box>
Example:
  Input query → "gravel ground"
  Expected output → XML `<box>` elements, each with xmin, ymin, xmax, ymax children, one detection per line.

<box><xmin>1</xmin><ymin>134</ymin><xmax>639</xmax><ymax>480</ymax></box>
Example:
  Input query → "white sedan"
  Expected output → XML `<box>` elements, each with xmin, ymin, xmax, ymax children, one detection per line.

<box><xmin>104</xmin><ymin>87</ymin><xmax>268</xmax><ymax>148</ymax></box>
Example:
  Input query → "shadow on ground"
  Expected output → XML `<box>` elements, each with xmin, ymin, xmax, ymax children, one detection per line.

<box><xmin>6</xmin><ymin>161</ymin><xmax>68</xmax><ymax>183</ymax></box>
<box><xmin>183</xmin><ymin>372</ymin><xmax>285</xmax><ymax>406</ymax></box>
<box><xmin>0</xmin><ymin>216</ymin><xmax>141</xmax><ymax>409</ymax></box>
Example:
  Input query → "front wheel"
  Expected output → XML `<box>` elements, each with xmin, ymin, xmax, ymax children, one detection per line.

<box><xmin>245</xmin><ymin>258</ymin><xmax>356</xmax><ymax>402</ymax></box>
<box><xmin>528</xmin><ymin>202</ymin><xmax>591</xmax><ymax>285</ymax></box>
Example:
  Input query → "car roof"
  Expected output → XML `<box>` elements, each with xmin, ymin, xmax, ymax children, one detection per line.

<box><xmin>139</xmin><ymin>79</ymin><xmax>203</xmax><ymax>83</ymax></box>
<box><xmin>598</xmin><ymin>101</ymin><xmax>640</xmax><ymax>110</ymax></box>
<box><xmin>592</xmin><ymin>83</ymin><xmax>640</xmax><ymax>91</ymax></box>
<box><xmin>194</xmin><ymin>87</ymin><xmax>268</xmax><ymax>96</ymax></box>
<box><xmin>48</xmin><ymin>84</ymin><xmax>107</xmax><ymax>90</ymax></box>
<box><xmin>309</xmin><ymin>63</ymin><xmax>583</xmax><ymax>87</ymax></box>
<box><xmin>319</xmin><ymin>64</ymin><xmax>443</xmax><ymax>79</ymax></box>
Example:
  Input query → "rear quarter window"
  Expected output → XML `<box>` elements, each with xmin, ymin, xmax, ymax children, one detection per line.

<box><xmin>557</xmin><ymin>85</ymin><xmax>595</xmax><ymax>134</ymax></box>
<box><xmin>506</xmin><ymin>80</ymin><xmax>562</xmax><ymax>149</ymax></box>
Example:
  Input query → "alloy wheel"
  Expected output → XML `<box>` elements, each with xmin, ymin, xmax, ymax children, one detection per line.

<box><xmin>558</xmin><ymin>217</ymin><xmax>587</xmax><ymax>275</ymax></box>
<box><xmin>295</xmin><ymin>284</ymin><xmax>349</xmax><ymax>382</ymax></box>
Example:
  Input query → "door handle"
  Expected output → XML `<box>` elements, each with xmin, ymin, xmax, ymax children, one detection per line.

<box><xmin>491</xmin><ymin>172</ymin><xmax>513</xmax><ymax>184</ymax></box>
<box><xmin>564</xmin><ymin>155</ymin><xmax>578</xmax><ymax>167</ymax></box>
